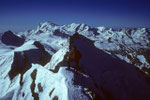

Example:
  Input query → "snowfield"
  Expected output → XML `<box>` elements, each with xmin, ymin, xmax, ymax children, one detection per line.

<box><xmin>0</xmin><ymin>21</ymin><xmax>150</xmax><ymax>100</ymax></box>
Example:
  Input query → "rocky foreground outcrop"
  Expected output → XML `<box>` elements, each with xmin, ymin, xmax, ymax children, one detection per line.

<box><xmin>9</xmin><ymin>41</ymin><xmax>51</xmax><ymax>80</ymax></box>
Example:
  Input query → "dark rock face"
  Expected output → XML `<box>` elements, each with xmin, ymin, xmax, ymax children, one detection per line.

<box><xmin>30</xmin><ymin>69</ymin><xmax>39</xmax><ymax>100</ymax></box>
<box><xmin>33</xmin><ymin>41</ymin><xmax>46</xmax><ymax>52</ymax></box>
<box><xmin>1</xmin><ymin>30</ymin><xmax>25</xmax><ymax>46</ymax></box>
<box><xmin>68</xmin><ymin>33</ymin><xmax>150</xmax><ymax>100</ymax></box>
<box><xmin>9</xmin><ymin>41</ymin><xmax>51</xmax><ymax>80</ymax></box>
<box><xmin>53</xmin><ymin>29</ymin><xmax>69</xmax><ymax>38</ymax></box>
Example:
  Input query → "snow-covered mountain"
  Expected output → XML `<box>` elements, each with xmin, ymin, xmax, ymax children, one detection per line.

<box><xmin>18</xmin><ymin>21</ymin><xmax>150</xmax><ymax>73</ymax></box>
<box><xmin>0</xmin><ymin>21</ymin><xmax>150</xmax><ymax>100</ymax></box>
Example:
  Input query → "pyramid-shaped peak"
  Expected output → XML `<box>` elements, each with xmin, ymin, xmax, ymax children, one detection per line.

<box><xmin>38</xmin><ymin>21</ymin><xmax>59</xmax><ymax>28</ymax></box>
<box><xmin>46</xmin><ymin>21</ymin><xmax>59</xmax><ymax>26</ymax></box>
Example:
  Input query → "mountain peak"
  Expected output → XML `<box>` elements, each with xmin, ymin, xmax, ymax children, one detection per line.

<box><xmin>38</xmin><ymin>21</ymin><xmax>59</xmax><ymax>28</ymax></box>
<box><xmin>46</xmin><ymin>21</ymin><xmax>59</xmax><ymax>26</ymax></box>
<box><xmin>35</xmin><ymin>21</ymin><xmax>59</xmax><ymax>34</ymax></box>
<box><xmin>97</xmin><ymin>26</ymin><xmax>106</xmax><ymax>32</ymax></box>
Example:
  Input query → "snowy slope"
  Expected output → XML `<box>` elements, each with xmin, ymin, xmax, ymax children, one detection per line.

<box><xmin>0</xmin><ymin>21</ymin><xmax>150</xmax><ymax>100</ymax></box>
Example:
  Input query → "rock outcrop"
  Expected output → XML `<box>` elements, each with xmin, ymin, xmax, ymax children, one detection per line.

<box><xmin>1</xmin><ymin>31</ymin><xmax>25</xmax><ymax>46</ymax></box>
<box><xmin>9</xmin><ymin>41</ymin><xmax>51</xmax><ymax>80</ymax></box>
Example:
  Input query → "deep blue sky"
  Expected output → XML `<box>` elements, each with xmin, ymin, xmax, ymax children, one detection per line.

<box><xmin>0</xmin><ymin>0</ymin><xmax>150</xmax><ymax>32</ymax></box>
